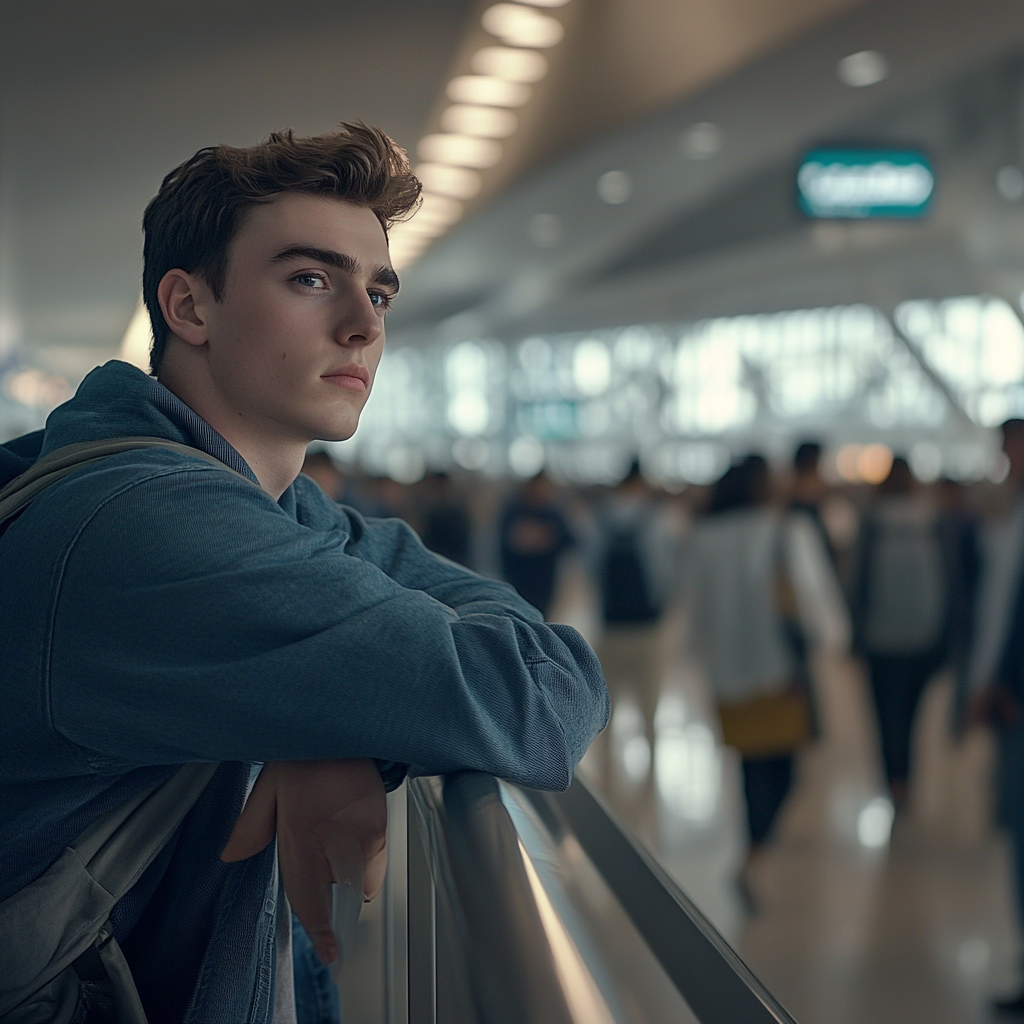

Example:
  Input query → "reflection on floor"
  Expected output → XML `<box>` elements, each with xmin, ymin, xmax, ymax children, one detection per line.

<box><xmin>579</xmin><ymin>622</ymin><xmax>1022</xmax><ymax>1024</ymax></box>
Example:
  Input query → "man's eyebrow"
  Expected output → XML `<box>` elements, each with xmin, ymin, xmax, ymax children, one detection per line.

<box><xmin>271</xmin><ymin>245</ymin><xmax>358</xmax><ymax>274</ymax></box>
<box><xmin>270</xmin><ymin>246</ymin><xmax>399</xmax><ymax>292</ymax></box>
<box><xmin>372</xmin><ymin>265</ymin><xmax>400</xmax><ymax>293</ymax></box>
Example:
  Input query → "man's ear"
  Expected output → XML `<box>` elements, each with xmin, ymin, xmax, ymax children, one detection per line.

<box><xmin>158</xmin><ymin>269</ymin><xmax>210</xmax><ymax>347</ymax></box>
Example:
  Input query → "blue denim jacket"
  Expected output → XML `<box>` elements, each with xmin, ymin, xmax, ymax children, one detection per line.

<box><xmin>0</xmin><ymin>361</ymin><xmax>609</xmax><ymax>1023</ymax></box>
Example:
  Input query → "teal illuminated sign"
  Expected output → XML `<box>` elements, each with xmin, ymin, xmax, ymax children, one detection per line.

<box><xmin>797</xmin><ymin>149</ymin><xmax>934</xmax><ymax>219</ymax></box>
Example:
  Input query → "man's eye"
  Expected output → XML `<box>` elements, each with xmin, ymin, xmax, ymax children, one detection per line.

<box><xmin>369</xmin><ymin>291</ymin><xmax>393</xmax><ymax>310</ymax></box>
<box><xmin>293</xmin><ymin>273</ymin><xmax>327</xmax><ymax>290</ymax></box>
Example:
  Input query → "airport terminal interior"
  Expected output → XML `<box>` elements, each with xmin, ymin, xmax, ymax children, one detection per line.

<box><xmin>7</xmin><ymin>0</ymin><xmax>1024</xmax><ymax>1021</ymax></box>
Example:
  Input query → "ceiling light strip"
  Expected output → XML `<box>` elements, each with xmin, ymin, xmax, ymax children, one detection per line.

<box><xmin>389</xmin><ymin>2</ymin><xmax>572</xmax><ymax>270</ymax></box>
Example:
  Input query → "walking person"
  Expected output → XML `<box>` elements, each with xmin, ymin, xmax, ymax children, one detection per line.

<box><xmin>686</xmin><ymin>455</ymin><xmax>848</xmax><ymax>899</ymax></box>
<box><xmin>593</xmin><ymin>462</ymin><xmax>675</xmax><ymax>793</ymax></box>
<box><xmin>419</xmin><ymin>471</ymin><xmax>473</xmax><ymax>567</ymax></box>
<box><xmin>936</xmin><ymin>477</ymin><xmax>982</xmax><ymax>736</ymax></box>
<box><xmin>968</xmin><ymin>420</ymin><xmax>1024</xmax><ymax>1016</ymax></box>
<box><xmin>851</xmin><ymin>457</ymin><xmax>947</xmax><ymax>812</ymax></box>
<box><xmin>789</xmin><ymin>440</ymin><xmax>834</xmax><ymax>563</ymax></box>
<box><xmin>499</xmin><ymin>470</ymin><xmax>574</xmax><ymax>618</ymax></box>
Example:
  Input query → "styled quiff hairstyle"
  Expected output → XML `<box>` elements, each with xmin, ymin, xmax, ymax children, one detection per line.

<box><xmin>142</xmin><ymin>122</ymin><xmax>421</xmax><ymax>373</ymax></box>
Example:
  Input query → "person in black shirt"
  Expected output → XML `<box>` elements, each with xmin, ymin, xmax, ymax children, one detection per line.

<box><xmin>420</xmin><ymin>471</ymin><xmax>473</xmax><ymax>567</ymax></box>
<box><xmin>499</xmin><ymin>471</ymin><xmax>574</xmax><ymax>618</ymax></box>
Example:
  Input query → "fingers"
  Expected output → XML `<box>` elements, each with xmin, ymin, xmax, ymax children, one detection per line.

<box><xmin>319</xmin><ymin>790</ymin><xmax>388</xmax><ymax>899</ymax></box>
<box><xmin>220</xmin><ymin>767</ymin><xmax>278</xmax><ymax>862</ymax></box>
<box><xmin>279</xmin><ymin>826</ymin><xmax>355</xmax><ymax>965</ymax></box>
<box><xmin>363</xmin><ymin>841</ymin><xmax>388</xmax><ymax>901</ymax></box>
<box><xmin>239</xmin><ymin>758</ymin><xmax>390</xmax><ymax>963</ymax></box>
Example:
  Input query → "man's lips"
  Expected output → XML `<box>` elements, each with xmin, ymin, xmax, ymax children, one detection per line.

<box><xmin>321</xmin><ymin>365</ymin><xmax>369</xmax><ymax>392</ymax></box>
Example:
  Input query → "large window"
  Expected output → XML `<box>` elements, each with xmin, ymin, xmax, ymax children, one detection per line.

<box><xmin>320</xmin><ymin>299</ymin><xmax>1017</xmax><ymax>484</ymax></box>
<box><xmin>896</xmin><ymin>296</ymin><xmax>1024</xmax><ymax>427</ymax></box>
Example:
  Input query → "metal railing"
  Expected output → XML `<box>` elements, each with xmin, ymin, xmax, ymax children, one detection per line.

<box><xmin>354</xmin><ymin>770</ymin><xmax>801</xmax><ymax>1024</ymax></box>
<box><xmin>526</xmin><ymin>779</ymin><xmax>798</xmax><ymax>1024</ymax></box>
<box><xmin>407</xmin><ymin>773</ymin><xmax>574</xmax><ymax>1024</ymax></box>
<box><xmin>336</xmin><ymin>769</ymin><xmax>797</xmax><ymax>1022</ymax></box>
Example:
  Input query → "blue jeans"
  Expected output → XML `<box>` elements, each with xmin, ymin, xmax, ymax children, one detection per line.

<box><xmin>292</xmin><ymin>915</ymin><xmax>341</xmax><ymax>1024</ymax></box>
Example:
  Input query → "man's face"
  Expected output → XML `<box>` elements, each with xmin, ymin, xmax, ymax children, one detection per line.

<box><xmin>198</xmin><ymin>193</ymin><xmax>397</xmax><ymax>443</ymax></box>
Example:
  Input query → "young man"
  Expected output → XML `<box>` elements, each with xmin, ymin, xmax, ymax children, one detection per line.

<box><xmin>0</xmin><ymin>124</ymin><xmax>608</xmax><ymax>1022</ymax></box>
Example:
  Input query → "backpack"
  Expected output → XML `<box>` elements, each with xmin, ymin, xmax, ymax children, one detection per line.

<box><xmin>601</xmin><ymin>522</ymin><xmax>660</xmax><ymax>625</ymax></box>
<box><xmin>861</xmin><ymin>504</ymin><xmax>947</xmax><ymax>655</ymax></box>
<box><xmin>0</xmin><ymin>437</ymin><xmax>255</xmax><ymax>1024</ymax></box>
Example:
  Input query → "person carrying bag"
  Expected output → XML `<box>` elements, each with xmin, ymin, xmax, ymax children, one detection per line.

<box><xmin>686</xmin><ymin>456</ymin><xmax>849</xmax><ymax>863</ymax></box>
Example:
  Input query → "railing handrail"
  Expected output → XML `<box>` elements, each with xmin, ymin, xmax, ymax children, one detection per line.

<box><xmin>408</xmin><ymin>772</ymin><xmax>575</xmax><ymax>1024</ymax></box>
<box><xmin>406</xmin><ymin>771</ymin><xmax>799</xmax><ymax>1024</ymax></box>
<box><xmin>524</xmin><ymin>776</ymin><xmax>800</xmax><ymax>1024</ymax></box>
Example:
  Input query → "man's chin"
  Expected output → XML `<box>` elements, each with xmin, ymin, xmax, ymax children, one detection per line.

<box><xmin>307</xmin><ymin>419</ymin><xmax>359</xmax><ymax>444</ymax></box>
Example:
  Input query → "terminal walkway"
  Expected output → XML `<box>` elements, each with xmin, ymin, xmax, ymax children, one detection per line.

<box><xmin>739</xmin><ymin>659</ymin><xmax>1018</xmax><ymax>1024</ymax></box>
<box><xmin>586</xmin><ymin>633</ymin><xmax>1020</xmax><ymax>1024</ymax></box>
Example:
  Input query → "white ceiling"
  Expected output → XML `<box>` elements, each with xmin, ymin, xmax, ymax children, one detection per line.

<box><xmin>387</xmin><ymin>0</ymin><xmax>1024</xmax><ymax>344</ymax></box>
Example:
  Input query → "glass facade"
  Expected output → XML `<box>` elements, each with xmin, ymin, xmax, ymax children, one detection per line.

<box><xmin>323</xmin><ymin>297</ymin><xmax>1020</xmax><ymax>484</ymax></box>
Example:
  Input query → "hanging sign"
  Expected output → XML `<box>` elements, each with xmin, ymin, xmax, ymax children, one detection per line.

<box><xmin>797</xmin><ymin>149</ymin><xmax>934</xmax><ymax>218</ymax></box>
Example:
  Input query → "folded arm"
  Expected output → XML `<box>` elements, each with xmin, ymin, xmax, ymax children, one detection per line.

<box><xmin>50</xmin><ymin>471</ymin><xmax>609</xmax><ymax>790</ymax></box>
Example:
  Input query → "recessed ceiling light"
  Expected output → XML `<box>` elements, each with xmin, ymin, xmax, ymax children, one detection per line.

<box><xmin>389</xmin><ymin>229</ymin><xmax>429</xmax><ymax>248</ymax></box>
<box><xmin>389</xmin><ymin>233</ymin><xmax>431</xmax><ymax>258</ymax></box>
<box><xmin>395</xmin><ymin>214</ymin><xmax>448</xmax><ymax>238</ymax></box>
<box><xmin>447</xmin><ymin>75</ymin><xmax>531</xmax><ymax>107</ymax></box>
<box><xmin>418</xmin><ymin>134</ymin><xmax>503</xmax><ymax>168</ymax></box>
<box><xmin>482</xmin><ymin>4</ymin><xmax>564</xmax><ymax>48</ymax></box>
<box><xmin>396</xmin><ymin>1</ymin><xmax>573</xmax><ymax>270</ymax></box>
<box><xmin>597</xmin><ymin>170</ymin><xmax>632</xmax><ymax>204</ymax></box>
<box><xmin>836</xmin><ymin>50</ymin><xmax>888</xmax><ymax>88</ymax></box>
<box><xmin>996</xmin><ymin>165</ymin><xmax>1024</xmax><ymax>202</ymax></box>
<box><xmin>415</xmin><ymin>193</ymin><xmax>465</xmax><ymax>225</ymax></box>
<box><xmin>394</xmin><ymin>204</ymin><xmax>460</xmax><ymax>237</ymax></box>
<box><xmin>471</xmin><ymin>46</ymin><xmax>549</xmax><ymax>83</ymax></box>
<box><xmin>442</xmin><ymin>105</ymin><xmax>518</xmax><ymax>139</ymax></box>
<box><xmin>680</xmin><ymin>122</ymin><xmax>722</xmax><ymax>160</ymax></box>
<box><xmin>415</xmin><ymin>163</ymin><xmax>483</xmax><ymax>200</ymax></box>
<box><xmin>528</xmin><ymin>213</ymin><xmax>562</xmax><ymax>248</ymax></box>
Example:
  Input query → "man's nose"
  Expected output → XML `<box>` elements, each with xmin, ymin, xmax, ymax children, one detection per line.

<box><xmin>334</xmin><ymin>295</ymin><xmax>383</xmax><ymax>348</ymax></box>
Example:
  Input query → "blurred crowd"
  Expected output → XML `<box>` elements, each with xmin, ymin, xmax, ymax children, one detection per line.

<box><xmin>304</xmin><ymin>421</ymin><xmax>1024</xmax><ymax>1012</ymax></box>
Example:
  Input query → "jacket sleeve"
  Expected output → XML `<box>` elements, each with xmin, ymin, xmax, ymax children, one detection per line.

<box><xmin>295</xmin><ymin>477</ymin><xmax>548</xmax><ymax>620</ymax></box>
<box><xmin>49</xmin><ymin>470</ymin><xmax>609</xmax><ymax>790</ymax></box>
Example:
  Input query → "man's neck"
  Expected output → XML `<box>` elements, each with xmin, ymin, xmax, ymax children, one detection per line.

<box><xmin>157</xmin><ymin>360</ymin><xmax>305</xmax><ymax>501</ymax></box>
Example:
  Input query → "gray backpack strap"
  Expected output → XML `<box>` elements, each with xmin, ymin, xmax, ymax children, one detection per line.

<box><xmin>0</xmin><ymin>436</ymin><xmax>246</xmax><ymax>1022</ymax></box>
<box><xmin>0</xmin><ymin>435</ymin><xmax>260</xmax><ymax>527</ymax></box>
<box><xmin>0</xmin><ymin>763</ymin><xmax>219</xmax><ymax>1023</ymax></box>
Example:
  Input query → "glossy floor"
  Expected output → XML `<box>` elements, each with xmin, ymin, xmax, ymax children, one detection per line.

<box><xmin>580</xmin><ymin>631</ymin><xmax>1022</xmax><ymax>1024</ymax></box>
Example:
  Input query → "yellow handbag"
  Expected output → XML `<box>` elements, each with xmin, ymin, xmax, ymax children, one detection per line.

<box><xmin>717</xmin><ymin>689</ymin><xmax>811</xmax><ymax>759</ymax></box>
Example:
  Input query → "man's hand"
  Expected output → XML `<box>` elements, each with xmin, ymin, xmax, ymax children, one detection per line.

<box><xmin>220</xmin><ymin>758</ymin><xmax>387</xmax><ymax>965</ymax></box>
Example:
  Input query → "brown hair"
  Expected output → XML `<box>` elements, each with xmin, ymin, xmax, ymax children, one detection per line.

<box><xmin>142</xmin><ymin>122</ymin><xmax>421</xmax><ymax>372</ymax></box>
